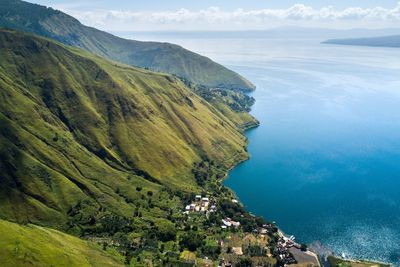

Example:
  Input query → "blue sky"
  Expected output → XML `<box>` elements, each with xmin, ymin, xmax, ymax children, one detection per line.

<box><xmin>29</xmin><ymin>0</ymin><xmax>400</xmax><ymax>31</ymax></box>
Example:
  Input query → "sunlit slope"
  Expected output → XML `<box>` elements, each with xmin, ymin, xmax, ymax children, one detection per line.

<box><xmin>0</xmin><ymin>219</ymin><xmax>123</xmax><ymax>267</ymax></box>
<box><xmin>0</xmin><ymin>29</ymin><xmax>248</xmax><ymax>226</ymax></box>
<box><xmin>0</xmin><ymin>0</ymin><xmax>255</xmax><ymax>91</ymax></box>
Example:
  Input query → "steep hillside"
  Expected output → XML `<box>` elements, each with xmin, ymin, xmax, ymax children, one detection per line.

<box><xmin>323</xmin><ymin>35</ymin><xmax>400</xmax><ymax>48</ymax></box>
<box><xmin>0</xmin><ymin>0</ymin><xmax>255</xmax><ymax>91</ymax></box>
<box><xmin>0</xmin><ymin>29</ymin><xmax>248</xmax><ymax>229</ymax></box>
<box><xmin>0</xmin><ymin>219</ymin><xmax>123</xmax><ymax>267</ymax></box>
<box><xmin>191</xmin><ymin>85</ymin><xmax>259</xmax><ymax>130</ymax></box>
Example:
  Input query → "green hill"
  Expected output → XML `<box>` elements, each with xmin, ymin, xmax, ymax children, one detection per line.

<box><xmin>0</xmin><ymin>219</ymin><xmax>123</xmax><ymax>267</ymax></box>
<box><xmin>0</xmin><ymin>0</ymin><xmax>255</xmax><ymax>91</ymax></box>
<box><xmin>0</xmin><ymin>29</ymin><xmax>268</xmax><ymax>266</ymax></box>
<box><xmin>0</xmin><ymin>29</ymin><xmax>249</xmax><ymax>229</ymax></box>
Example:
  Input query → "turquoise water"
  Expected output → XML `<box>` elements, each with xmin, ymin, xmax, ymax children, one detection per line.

<box><xmin>126</xmin><ymin>33</ymin><xmax>400</xmax><ymax>265</ymax></box>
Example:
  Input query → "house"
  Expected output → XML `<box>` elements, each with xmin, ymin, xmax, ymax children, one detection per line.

<box><xmin>222</xmin><ymin>219</ymin><xmax>232</xmax><ymax>227</ymax></box>
<box><xmin>232</xmin><ymin>199</ymin><xmax>239</xmax><ymax>204</ymax></box>
<box><xmin>209</xmin><ymin>205</ymin><xmax>217</xmax><ymax>213</ymax></box>
<box><xmin>185</xmin><ymin>205</ymin><xmax>191</xmax><ymax>211</ymax></box>
<box><xmin>201</xmin><ymin>197</ymin><xmax>209</xmax><ymax>202</ymax></box>
<box><xmin>202</xmin><ymin>201</ymin><xmax>209</xmax><ymax>208</ymax></box>
<box><xmin>195</xmin><ymin>195</ymin><xmax>202</xmax><ymax>201</ymax></box>
<box><xmin>231</xmin><ymin>221</ymin><xmax>240</xmax><ymax>227</ymax></box>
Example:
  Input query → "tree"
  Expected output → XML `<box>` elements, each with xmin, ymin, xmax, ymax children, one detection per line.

<box><xmin>156</xmin><ymin>221</ymin><xmax>177</xmax><ymax>242</ymax></box>
<box><xmin>179</xmin><ymin>232</ymin><xmax>204</xmax><ymax>251</ymax></box>
<box><xmin>201</xmin><ymin>245</ymin><xmax>221</xmax><ymax>260</ymax></box>
<box><xmin>237</xmin><ymin>257</ymin><xmax>252</xmax><ymax>267</ymax></box>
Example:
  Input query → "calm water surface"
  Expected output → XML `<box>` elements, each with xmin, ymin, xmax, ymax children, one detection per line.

<box><xmin>127</xmin><ymin>33</ymin><xmax>400</xmax><ymax>265</ymax></box>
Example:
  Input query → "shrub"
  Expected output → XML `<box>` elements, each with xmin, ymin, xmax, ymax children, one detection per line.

<box><xmin>179</xmin><ymin>232</ymin><xmax>204</xmax><ymax>251</ymax></box>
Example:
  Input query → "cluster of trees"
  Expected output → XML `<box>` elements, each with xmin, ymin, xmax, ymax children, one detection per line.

<box><xmin>229</xmin><ymin>92</ymin><xmax>255</xmax><ymax>113</ymax></box>
<box><xmin>179</xmin><ymin>231</ymin><xmax>204</xmax><ymax>251</ymax></box>
<box><xmin>179</xmin><ymin>76</ymin><xmax>255</xmax><ymax>114</ymax></box>
<box><xmin>179</xmin><ymin>232</ymin><xmax>221</xmax><ymax>260</ymax></box>
<box><xmin>191</xmin><ymin>156</ymin><xmax>222</xmax><ymax>186</ymax></box>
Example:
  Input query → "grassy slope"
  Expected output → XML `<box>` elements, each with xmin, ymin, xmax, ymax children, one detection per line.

<box><xmin>0</xmin><ymin>29</ymin><xmax>248</xmax><ymax>228</ymax></box>
<box><xmin>0</xmin><ymin>219</ymin><xmax>123</xmax><ymax>267</ymax></box>
<box><xmin>0</xmin><ymin>0</ymin><xmax>255</xmax><ymax>91</ymax></box>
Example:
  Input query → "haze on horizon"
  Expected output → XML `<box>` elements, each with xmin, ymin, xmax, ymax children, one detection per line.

<box><xmin>28</xmin><ymin>0</ymin><xmax>400</xmax><ymax>31</ymax></box>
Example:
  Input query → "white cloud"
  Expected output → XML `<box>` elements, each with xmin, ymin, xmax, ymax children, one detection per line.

<box><xmin>59</xmin><ymin>3</ymin><xmax>400</xmax><ymax>31</ymax></box>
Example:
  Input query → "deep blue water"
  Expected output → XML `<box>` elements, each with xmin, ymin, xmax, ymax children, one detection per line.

<box><xmin>125</xmin><ymin>33</ymin><xmax>400</xmax><ymax>265</ymax></box>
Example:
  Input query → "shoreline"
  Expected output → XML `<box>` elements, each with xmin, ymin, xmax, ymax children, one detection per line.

<box><xmin>328</xmin><ymin>256</ymin><xmax>391</xmax><ymax>267</ymax></box>
<box><xmin>222</xmin><ymin>115</ymin><xmax>322</xmax><ymax>266</ymax></box>
<box><xmin>223</xmin><ymin>102</ymin><xmax>391</xmax><ymax>267</ymax></box>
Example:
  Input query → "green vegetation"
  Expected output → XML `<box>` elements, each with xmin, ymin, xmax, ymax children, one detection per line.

<box><xmin>0</xmin><ymin>219</ymin><xmax>123</xmax><ymax>267</ymax></box>
<box><xmin>0</xmin><ymin>28</ymin><xmax>249</xmax><ymax>224</ymax></box>
<box><xmin>0</xmin><ymin>0</ymin><xmax>255</xmax><ymax>91</ymax></box>
<box><xmin>0</xmin><ymin>29</ymin><xmax>277</xmax><ymax>266</ymax></box>
<box><xmin>182</xmin><ymin>79</ymin><xmax>259</xmax><ymax>130</ymax></box>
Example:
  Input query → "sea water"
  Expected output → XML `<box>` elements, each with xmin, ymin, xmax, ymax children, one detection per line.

<box><xmin>123</xmin><ymin>32</ymin><xmax>400</xmax><ymax>265</ymax></box>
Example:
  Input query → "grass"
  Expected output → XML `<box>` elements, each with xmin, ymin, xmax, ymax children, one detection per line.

<box><xmin>0</xmin><ymin>25</ymin><xmax>279</xmax><ymax>267</ymax></box>
<box><xmin>0</xmin><ymin>0</ymin><xmax>255</xmax><ymax>91</ymax></box>
<box><xmin>0</xmin><ymin>29</ymin><xmax>249</xmax><ymax>228</ymax></box>
<box><xmin>0</xmin><ymin>219</ymin><xmax>124</xmax><ymax>267</ymax></box>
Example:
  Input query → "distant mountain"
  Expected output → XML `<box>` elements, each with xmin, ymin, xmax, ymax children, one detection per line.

<box><xmin>0</xmin><ymin>0</ymin><xmax>255</xmax><ymax>91</ymax></box>
<box><xmin>323</xmin><ymin>35</ymin><xmax>400</xmax><ymax>48</ymax></box>
<box><xmin>116</xmin><ymin>27</ymin><xmax>400</xmax><ymax>40</ymax></box>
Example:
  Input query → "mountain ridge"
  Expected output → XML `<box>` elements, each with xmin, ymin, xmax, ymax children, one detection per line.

<box><xmin>0</xmin><ymin>0</ymin><xmax>255</xmax><ymax>91</ymax></box>
<box><xmin>0</xmin><ymin>29</ymin><xmax>249</xmax><ymax>228</ymax></box>
<box><xmin>0</xmin><ymin>30</ymin><xmax>273</xmax><ymax>267</ymax></box>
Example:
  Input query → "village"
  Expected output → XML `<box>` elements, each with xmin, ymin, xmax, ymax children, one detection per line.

<box><xmin>182</xmin><ymin>194</ymin><xmax>320</xmax><ymax>266</ymax></box>
<box><xmin>185</xmin><ymin>194</ymin><xmax>216</xmax><ymax>213</ymax></box>
<box><xmin>184</xmin><ymin>195</ymin><xmax>242</xmax><ymax>230</ymax></box>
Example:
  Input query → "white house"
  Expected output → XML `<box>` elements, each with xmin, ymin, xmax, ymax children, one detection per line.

<box><xmin>222</xmin><ymin>219</ymin><xmax>232</xmax><ymax>227</ymax></box>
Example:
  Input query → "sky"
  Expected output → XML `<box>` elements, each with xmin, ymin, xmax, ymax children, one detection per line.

<box><xmin>29</xmin><ymin>0</ymin><xmax>400</xmax><ymax>31</ymax></box>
